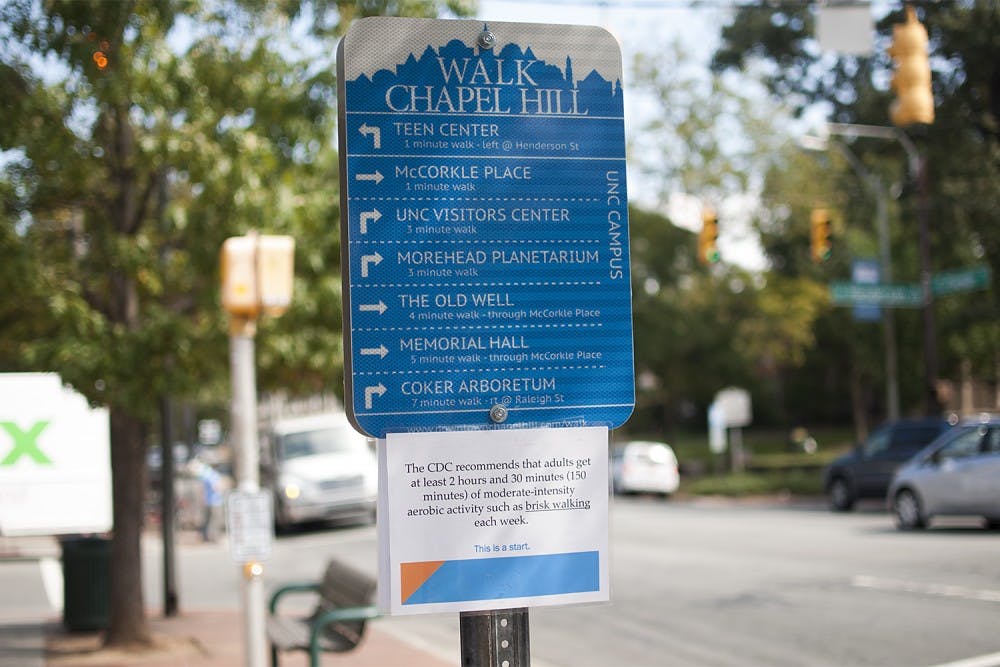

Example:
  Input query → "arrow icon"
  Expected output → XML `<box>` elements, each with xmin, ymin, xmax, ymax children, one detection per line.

<box><xmin>358</xmin><ymin>301</ymin><xmax>388</xmax><ymax>314</ymax></box>
<box><xmin>359</xmin><ymin>123</ymin><xmax>381</xmax><ymax>149</ymax></box>
<box><xmin>359</xmin><ymin>209</ymin><xmax>382</xmax><ymax>234</ymax></box>
<box><xmin>356</xmin><ymin>171</ymin><xmax>383</xmax><ymax>184</ymax></box>
<box><xmin>364</xmin><ymin>383</ymin><xmax>387</xmax><ymax>409</ymax></box>
<box><xmin>360</xmin><ymin>345</ymin><xmax>389</xmax><ymax>359</ymax></box>
<box><xmin>360</xmin><ymin>252</ymin><xmax>383</xmax><ymax>278</ymax></box>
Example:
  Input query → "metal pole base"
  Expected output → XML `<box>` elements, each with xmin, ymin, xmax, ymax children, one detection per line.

<box><xmin>460</xmin><ymin>608</ymin><xmax>530</xmax><ymax>667</ymax></box>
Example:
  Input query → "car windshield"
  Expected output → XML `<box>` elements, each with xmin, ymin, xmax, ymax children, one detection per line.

<box><xmin>278</xmin><ymin>426</ymin><xmax>361</xmax><ymax>460</ymax></box>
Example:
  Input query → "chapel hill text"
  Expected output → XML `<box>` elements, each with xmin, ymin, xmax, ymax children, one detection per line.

<box><xmin>384</xmin><ymin>57</ymin><xmax>589</xmax><ymax>115</ymax></box>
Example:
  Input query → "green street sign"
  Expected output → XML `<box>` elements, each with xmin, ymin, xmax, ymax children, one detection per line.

<box><xmin>832</xmin><ymin>265</ymin><xmax>992</xmax><ymax>308</ymax></box>
<box><xmin>830</xmin><ymin>282</ymin><xmax>924</xmax><ymax>308</ymax></box>
<box><xmin>931</xmin><ymin>265</ymin><xmax>991</xmax><ymax>296</ymax></box>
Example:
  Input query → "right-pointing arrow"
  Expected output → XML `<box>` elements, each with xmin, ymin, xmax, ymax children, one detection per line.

<box><xmin>360</xmin><ymin>345</ymin><xmax>389</xmax><ymax>359</ymax></box>
<box><xmin>356</xmin><ymin>171</ymin><xmax>383</xmax><ymax>184</ymax></box>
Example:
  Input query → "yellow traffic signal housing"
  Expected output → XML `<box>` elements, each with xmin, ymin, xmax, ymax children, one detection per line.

<box><xmin>698</xmin><ymin>207</ymin><xmax>720</xmax><ymax>265</ymax></box>
<box><xmin>810</xmin><ymin>208</ymin><xmax>832</xmax><ymax>263</ymax></box>
<box><xmin>888</xmin><ymin>6</ymin><xmax>934</xmax><ymax>126</ymax></box>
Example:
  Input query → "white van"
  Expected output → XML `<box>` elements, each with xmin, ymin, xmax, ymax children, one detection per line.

<box><xmin>262</xmin><ymin>413</ymin><xmax>377</xmax><ymax>529</ymax></box>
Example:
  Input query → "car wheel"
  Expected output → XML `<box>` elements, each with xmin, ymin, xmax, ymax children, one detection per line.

<box><xmin>985</xmin><ymin>518</ymin><xmax>1000</xmax><ymax>531</ymax></box>
<box><xmin>828</xmin><ymin>477</ymin><xmax>855</xmax><ymax>512</ymax></box>
<box><xmin>893</xmin><ymin>489</ymin><xmax>926</xmax><ymax>530</ymax></box>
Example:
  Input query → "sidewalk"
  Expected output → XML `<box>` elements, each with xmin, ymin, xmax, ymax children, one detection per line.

<box><xmin>1</xmin><ymin>536</ymin><xmax>456</xmax><ymax>667</ymax></box>
<box><xmin>43</xmin><ymin>610</ymin><xmax>456</xmax><ymax>667</ymax></box>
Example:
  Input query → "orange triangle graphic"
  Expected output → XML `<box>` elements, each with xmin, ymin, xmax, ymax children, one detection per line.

<box><xmin>400</xmin><ymin>560</ymin><xmax>446</xmax><ymax>604</ymax></box>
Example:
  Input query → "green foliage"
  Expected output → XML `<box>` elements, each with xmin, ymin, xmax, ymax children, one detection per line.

<box><xmin>712</xmin><ymin>2</ymin><xmax>999</xmax><ymax>419</ymax></box>
<box><xmin>681</xmin><ymin>470</ymin><xmax>823</xmax><ymax>497</ymax></box>
<box><xmin>1</xmin><ymin>0</ymin><xmax>475</xmax><ymax>645</ymax></box>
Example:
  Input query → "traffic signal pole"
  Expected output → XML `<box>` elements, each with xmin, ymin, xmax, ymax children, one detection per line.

<box><xmin>826</xmin><ymin>123</ymin><xmax>938</xmax><ymax>416</ymax></box>
<box><xmin>914</xmin><ymin>153</ymin><xmax>939</xmax><ymax>414</ymax></box>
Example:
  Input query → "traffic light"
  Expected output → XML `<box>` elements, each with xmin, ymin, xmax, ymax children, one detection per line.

<box><xmin>810</xmin><ymin>208</ymin><xmax>832</xmax><ymax>263</ymax></box>
<box><xmin>698</xmin><ymin>207</ymin><xmax>720</xmax><ymax>265</ymax></box>
<box><xmin>888</xmin><ymin>6</ymin><xmax>934</xmax><ymax>126</ymax></box>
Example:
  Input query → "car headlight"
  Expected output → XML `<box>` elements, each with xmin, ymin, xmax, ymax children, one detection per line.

<box><xmin>279</xmin><ymin>476</ymin><xmax>311</xmax><ymax>501</ymax></box>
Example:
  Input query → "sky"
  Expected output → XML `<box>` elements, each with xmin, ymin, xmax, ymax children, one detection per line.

<box><xmin>474</xmin><ymin>0</ymin><xmax>770</xmax><ymax>271</ymax></box>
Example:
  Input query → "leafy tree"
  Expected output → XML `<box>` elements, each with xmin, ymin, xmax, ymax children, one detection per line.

<box><xmin>626</xmin><ymin>38</ymin><xmax>834</xmax><ymax>435</ymax></box>
<box><xmin>1</xmin><ymin>0</ymin><xmax>471</xmax><ymax>647</ymax></box>
<box><xmin>712</xmin><ymin>1</ymin><xmax>999</xmax><ymax>419</ymax></box>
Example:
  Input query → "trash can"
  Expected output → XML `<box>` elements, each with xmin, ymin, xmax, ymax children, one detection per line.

<box><xmin>61</xmin><ymin>536</ymin><xmax>111</xmax><ymax>631</ymax></box>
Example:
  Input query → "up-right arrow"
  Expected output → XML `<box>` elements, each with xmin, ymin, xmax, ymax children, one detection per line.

<box><xmin>364</xmin><ymin>383</ymin><xmax>387</xmax><ymax>409</ymax></box>
<box><xmin>359</xmin><ymin>209</ymin><xmax>382</xmax><ymax>234</ymax></box>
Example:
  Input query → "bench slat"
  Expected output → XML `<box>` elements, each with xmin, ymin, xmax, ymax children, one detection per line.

<box><xmin>268</xmin><ymin>559</ymin><xmax>379</xmax><ymax>666</ymax></box>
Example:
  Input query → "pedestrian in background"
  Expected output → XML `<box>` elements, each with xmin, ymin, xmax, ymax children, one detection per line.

<box><xmin>189</xmin><ymin>458</ymin><xmax>224</xmax><ymax>542</ymax></box>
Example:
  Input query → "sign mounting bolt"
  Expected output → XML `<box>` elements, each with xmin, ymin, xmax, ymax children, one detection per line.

<box><xmin>489</xmin><ymin>404</ymin><xmax>508</xmax><ymax>424</ymax></box>
<box><xmin>478</xmin><ymin>25</ymin><xmax>496</xmax><ymax>50</ymax></box>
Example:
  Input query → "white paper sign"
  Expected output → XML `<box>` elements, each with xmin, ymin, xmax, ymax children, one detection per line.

<box><xmin>226</xmin><ymin>490</ymin><xmax>274</xmax><ymax>562</ymax></box>
<box><xmin>378</xmin><ymin>426</ymin><xmax>609</xmax><ymax>615</ymax></box>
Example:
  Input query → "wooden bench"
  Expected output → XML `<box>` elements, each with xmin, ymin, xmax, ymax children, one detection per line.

<box><xmin>267</xmin><ymin>559</ymin><xmax>380</xmax><ymax>667</ymax></box>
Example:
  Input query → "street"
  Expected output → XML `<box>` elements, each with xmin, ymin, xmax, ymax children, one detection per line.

<box><xmin>3</xmin><ymin>497</ymin><xmax>999</xmax><ymax>667</ymax></box>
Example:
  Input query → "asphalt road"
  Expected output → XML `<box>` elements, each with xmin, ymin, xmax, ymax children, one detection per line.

<box><xmin>3</xmin><ymin>497</ymin><xmax>999</xmax><ymax>667</ymax></box>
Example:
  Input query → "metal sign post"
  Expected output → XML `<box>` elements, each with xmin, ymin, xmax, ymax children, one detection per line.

<box><xmin>461</xmin><ymin>609</ymin><xmax>530</xmax><ymax>667</ymax></box>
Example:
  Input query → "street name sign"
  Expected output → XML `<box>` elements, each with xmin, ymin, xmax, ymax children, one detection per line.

<box><xmin>830</xmin><ymin>281</ymin><xmax>923</xmax><ymax>308</ymax></box>
<box><xmin>931</xmin><ymin>264</ymin><xmax>991</xmax><ymax>297</ymax></box>
<box><xmin>831</xmin><ymin>264</ymin><xmax>992</xmax><ymax>309</ymax></box>
<box><xmin>338</xmin><ymin>18</ymin><xmax>634</xmax><ymax>437</ymax></box>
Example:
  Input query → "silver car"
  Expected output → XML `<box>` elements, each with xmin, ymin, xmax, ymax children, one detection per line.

<box><xmin>888</xmin><ymin>415</ymin><xmax>1000</xmax><ymax>530</ymax></box>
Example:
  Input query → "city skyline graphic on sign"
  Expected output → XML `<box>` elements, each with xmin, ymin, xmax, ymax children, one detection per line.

<box><xmin>344</xmin><ymin>37</ymin><xmax>624</xmax><ymax>118</ymax></box>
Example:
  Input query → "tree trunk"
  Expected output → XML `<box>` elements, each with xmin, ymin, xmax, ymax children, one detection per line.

<box><xmin>105</xmin><ymin>407</ymin><xmax>152</xmax><ymax>648</ymax></box>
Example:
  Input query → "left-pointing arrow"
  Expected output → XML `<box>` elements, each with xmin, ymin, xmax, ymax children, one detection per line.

<box><xmin>359</xmin><ymin>123</ymin><xmax>381</xmax><ymax>149</ymax></box>
<box><xmin>360</xmin><ymin>252</ymin><xmax>383</xmax><ymax>278</ymax></box>
<box><xmin>360</xmin><ymin>345</ymin><xmax>389</xmax><ymax>359</ymax></box>
<box><xmin>364</xmin><ymin>383</ymin><xmax>387</xmax><ymax>409</ymax></box>
<box><xmin>356</xmin><ymin>171</ymin><xmax>383</xmax><ymax>184</ymax></box>
<box><xmin>359</xmin><ymin>301</ymin><xmax>388</xmax><ymax>314</ymax></box>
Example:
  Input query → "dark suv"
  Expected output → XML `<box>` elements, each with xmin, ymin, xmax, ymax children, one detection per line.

<box><xmin>823</xmin><ymin>418</ymin><xmax>951</xmax><ymax>511</ymax></box>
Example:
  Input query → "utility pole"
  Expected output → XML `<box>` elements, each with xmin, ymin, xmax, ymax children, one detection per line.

<box><xmin>827</xmin><ymin>123</ymin><xmax>937</xmax><ymax>415</ymax></box>
<box><xmin>799</xmin><ymin>132</ymin><xmax>901</xmax><ymax>420</ymax></box>
<box><xmin>221</xmin><ymin>233</ymin><xmax>295</xmax><ymax>667</ymax></box>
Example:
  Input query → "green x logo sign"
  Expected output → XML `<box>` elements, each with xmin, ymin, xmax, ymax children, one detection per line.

<box><xmin>1</xmin><ymin>421</ymin><xmax>52</xmax><ymax>465</ymax></box>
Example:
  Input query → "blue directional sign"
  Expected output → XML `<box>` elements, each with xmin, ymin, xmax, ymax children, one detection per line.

<box><xmin>337</xmin><ymin>18</ymin><xmax>634</xmax><ymax>437</ymax></box>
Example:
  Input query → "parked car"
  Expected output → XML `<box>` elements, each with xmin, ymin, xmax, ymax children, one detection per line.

<box><xmin>823</xmin><ymin>417</ymin><xmax>951</xmax><ymax>511</ymax></box>
<box><xmin>611</xmin><ymin>441</ymin><xmax>680</xmax><ymax>497</ymax></box>
<box><xmin>888</xmin><ymin>415</ymin><xmax>1000</xmax><ymax>530</ymax></box>
<box><xmin>261</xmin><ymin>413</ymin><xmax>377</xmax><ymax>529</ymax></box>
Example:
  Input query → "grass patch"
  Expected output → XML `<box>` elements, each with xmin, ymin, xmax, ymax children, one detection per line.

<box><xmin>681</xmin><ymin>470</ymin><xmax>824</xmax><ymax>497</ymax></box>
